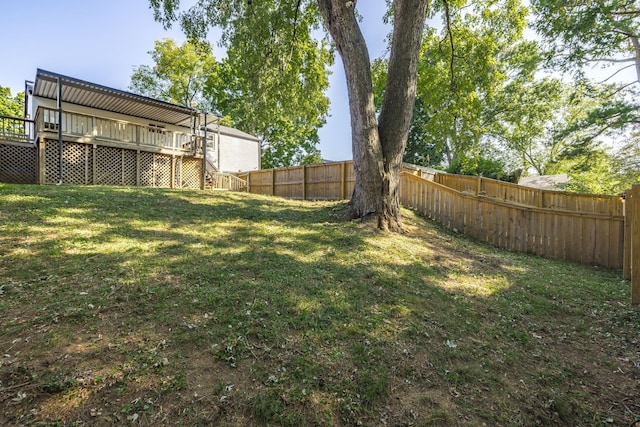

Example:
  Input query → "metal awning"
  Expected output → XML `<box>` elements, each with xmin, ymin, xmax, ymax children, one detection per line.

<box><xmin>32</xmin><ymin>69</ymin><xmax>219</xmax><ymax>128</ymax></box>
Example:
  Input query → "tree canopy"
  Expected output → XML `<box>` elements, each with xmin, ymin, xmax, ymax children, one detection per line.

<box><xmin>130</xmin><ymin>39</ymin><xmax>220</xmax><ymax>110</ymax></box>
<box><xmin>147</xmin><ymin>0</ymin><xmax>638</xmax><ymax>211</ymax></box>
<box><xmin>130</xmin><ymin>36</ymin><xmax>331</xmax><ymax>168</ymax></box>
<box><xmin>0</xmin><ymin>86</ymin><xmax>24</xmax><ymax>118</ymax></box>
<box><xmin>531</xmin><ymin>0</ymin><xmax>640</xmax><ymax>83</ymax></box>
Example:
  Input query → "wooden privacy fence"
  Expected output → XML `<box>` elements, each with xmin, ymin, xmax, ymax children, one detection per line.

<box><xmin>401</xmin><ymin>173</ymin><xmax>625</xmax><ymax>269</ymax></box>
<box><xmin>240</xmin><ymin>163</ymin><xmax>639</xmax><ymax>301</ymax></box>
<box><xmin>238</xmin><ymin>161</ymin><xmax>355</xmax><ymax>200</ymax></box>
<box><xmin>435</xmin><ymin>174</ymin><xmax>623</xmax><ymax>216</ymax></box>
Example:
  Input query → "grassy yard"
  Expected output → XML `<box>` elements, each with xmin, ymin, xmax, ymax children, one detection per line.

<box><xmin>0</xmin><ymin>184</ymin><xmax>638</xmax><ymax>426</ymax></box>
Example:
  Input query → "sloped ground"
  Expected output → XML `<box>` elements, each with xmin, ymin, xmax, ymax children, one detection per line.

<box><xmin>0</xmin><ymin>184</ymin><xmax>638</xmax><ymax>426</ymax></box>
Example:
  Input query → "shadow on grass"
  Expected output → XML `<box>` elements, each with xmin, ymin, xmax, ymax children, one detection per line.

<box><xmin>0</xmin><ymin>183</ymin><xmax>638</xmax><ymax>426</ymax></box>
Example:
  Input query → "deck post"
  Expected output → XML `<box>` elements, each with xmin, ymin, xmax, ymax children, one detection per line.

<box><xmin>57</xmin><ymin>77</ymin><xmax>63</xmax><ymax>184</ymax></box>
<box><xmin>136</xmin><ymin>150</ymin><xmax>140</xmax><ymax>186</ymax></box>
<box><xmin>202</xmin><ymin>113</ymin><xmax>208</xmax><ymax>190</ymax></box>
<box><xmin>37</xmin><ymin>136</ymin><xmax>45</xmax><ymax>184</ymax></box>
<box><xmin>170</xmin><ymin>155</ymin><xmax>176</xmax><ymax>189</ymax></box>
<box><xmin>85</xmin><ymin>144</ymin><xmax>90</xmax><ymax>185</ymax></box>
<box><xmin>92</xmin><ymin>144</ymin><xmax>97</xmax><ymax>185</ymax></box>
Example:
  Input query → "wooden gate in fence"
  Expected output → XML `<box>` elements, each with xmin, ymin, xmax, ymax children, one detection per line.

<box><xmin>239</xmin><ymin>163</ymin><xmax>639</xmax><ymax>304</ymax></box>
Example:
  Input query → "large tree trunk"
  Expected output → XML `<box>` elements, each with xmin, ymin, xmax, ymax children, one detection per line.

<box><xmin>317</xmin><ymin>0</ymin><xmax>429</xmax><ymax>231</ymax></box>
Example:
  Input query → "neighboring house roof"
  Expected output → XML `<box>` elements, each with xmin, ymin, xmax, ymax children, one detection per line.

<box><xmin>205</xmin><ymin>124</ymin><xmax>260</xmax><ymax>142</ymax></box>
<box><xmin>403</xmin><ymin>162</ymin><xmax>446</xmax><ymax>176</ymax></box>
<box><xmin>518</xmin><ymin>174</ymin><xmax>569</xmax><ymax>191</ymax></box>
<box><xmin>32</xmin><ymin>69</ymin><xmax>219</xmax><ymax>128</ymax></box>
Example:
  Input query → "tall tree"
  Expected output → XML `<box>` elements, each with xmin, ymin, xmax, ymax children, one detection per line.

<box><xmin>130</xmin><ymin>39</ymin><xmax>220</xmax><ymax>109</ymax></box>
<box><xmin>130</xmin><ymin>38</ymin><xmax>330</xmax><ymax>168</ymax></box>
<box><xmin>149</xmin><ymin>0</ymin><xmax>429</xmax><ymax>231</ymax></box>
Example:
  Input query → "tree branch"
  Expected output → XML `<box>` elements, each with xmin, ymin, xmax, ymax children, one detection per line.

<box><xmin>289</xmin><ymin>0</ymin><xmax>302</xmax><ymax>60</ymax></box>
<box><xmin>598</xmin><ymin>63</ymin><xmax>637</xmax><ymax>83</ymax></box>
<box><xmin>611</xmin><ymin>10</ymin><xmax>640</xmax><ymax>17</ymax></box>
<box><xmin>587</xmin><ymin>57</ymin><xmax>637</xmax><ymax>64</ymax></box>
<box><xmin>442</xmin><ymin>0</ymin><xmax>455</xmax><ymax>91</ymax></box>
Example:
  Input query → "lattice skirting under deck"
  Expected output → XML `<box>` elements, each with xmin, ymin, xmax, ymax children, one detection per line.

<box><xmin>40</xmin><ymin>139</ymin><xmax>202</xmax><ymax>189</ymax></box>
<box><xmin>0</xmin><ymin>142</ymin><xmax>37</xmax><ymax>184</ymax></box>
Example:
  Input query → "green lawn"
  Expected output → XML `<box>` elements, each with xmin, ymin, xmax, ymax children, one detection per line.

<box><xmin>1</xmin><ymin>184</ymin><xmax>638</xmax><ymax>426</ymax></box>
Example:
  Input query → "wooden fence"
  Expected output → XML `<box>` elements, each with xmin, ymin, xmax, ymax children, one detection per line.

<box><xmin>240</xmin><ymin>163</ymin><xmax>639</xmax><ymax>302</ymax></box>
<box><xmin>401</xmin><ymin>173</ymin><xmax>625</xmax><ymax>269</ymax></box>
<box><xmin>238</xmin><ymin>161</ymin><xmax>355</xmax><ymax>200</ymax></box>
<box><xmin>435</xmin><ymin>173</ymin><xmax>623</xmax><ymax>216</ymax></box>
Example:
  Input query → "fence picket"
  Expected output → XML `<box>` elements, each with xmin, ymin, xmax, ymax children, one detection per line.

<box><xmin>240</xmin><ymin>164</ymin><xmax>630</xmax><ymax>272</ymax></box>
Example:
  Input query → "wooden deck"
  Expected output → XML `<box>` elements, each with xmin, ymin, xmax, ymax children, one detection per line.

<box><xmin>0</xmin><ymin>115</ymin><xmax>34</xmax><ymax>144</ymax></box>
<box><xmin>35</xmin><ymin>108</ymin><xmax>204</xmax><ymax>157</ymax></box>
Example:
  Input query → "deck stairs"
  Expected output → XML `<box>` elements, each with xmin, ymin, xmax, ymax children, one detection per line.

<box><xmin>204</xmin><ymin>160</ymin><xmax>247</xmax><ymax>191</ymax></box>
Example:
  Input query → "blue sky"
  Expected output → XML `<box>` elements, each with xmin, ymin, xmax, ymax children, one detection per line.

<box><xmin>0</xmin><ymin>0</ymin><xmax>392</xmax><ymax>162</ymax></box>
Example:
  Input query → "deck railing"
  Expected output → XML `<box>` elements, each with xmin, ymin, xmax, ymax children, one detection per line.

<box><xmin>0</xmin><ymin>115</ymin><xmax>34</xmax><ymax>143</ymax></box>
<box><xmin>36</xmin><ymin>108</ymin><xmax>203</xmax><ymax>154</ymax></box>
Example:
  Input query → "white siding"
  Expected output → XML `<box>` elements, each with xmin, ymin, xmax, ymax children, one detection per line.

<box><xmin>207</xmin><ymin>133</ymin><xmax>260</xmax><ymax>173</ymax></box>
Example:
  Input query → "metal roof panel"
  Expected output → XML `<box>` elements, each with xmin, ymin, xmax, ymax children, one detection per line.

<box><xmin>33</xmin><ymin>69</ymin><xmax>220</xmax><ymax>128</ymax></box>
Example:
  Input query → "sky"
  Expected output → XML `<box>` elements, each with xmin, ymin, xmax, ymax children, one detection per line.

<box><xmin>0</xmin><ymin>0</ymin><xmax>393</xmax><ymax>162</ymax></box>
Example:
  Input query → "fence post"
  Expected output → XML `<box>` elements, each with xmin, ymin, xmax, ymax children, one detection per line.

<box><xmin>271</xmin><ymin>169</ymin><xmax>275</xmax><ymax>196</ymax></box>
<box><xmin>302</xmin><ymin>165</ymin><xmax>307</xmax><ymax>200</ymax></box>
<box><xmin>630</xmin><ymin>184</ymin><xmax>640</xmax><ymax>305</ymax></box>
<box><xmin>624</xmin><ymin>194</ymin><xmax>631</xmax><ymax>280</ymax></box>
<box><xmin>341</xmin><ymin>161</ymin><xmax>347</xmax><ymax>200</ymax></box>
<box><xmin>247</xmin><ymin>171</ymin><xmax>251</xmax><ymax>193</ymax></box>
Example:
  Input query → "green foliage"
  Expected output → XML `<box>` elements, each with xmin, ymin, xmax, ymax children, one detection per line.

<box><xmin>545</xmin><ymin>138</ymin><xmax>640</xmax><ymax>195</ymax></box>
<box><xmin>492</xmin><ymin>78</ymin><xmax>639</xmax><ymax>193</ymax></box>
<box><xmin>130</xmin><ymin>39</ymin><xmax>220</xmax><ymax>110</ymax></box>
<box><xmin>374</xmin><ymin>0</ymin><xmax>537</xmax><ymax>173</ymax></box>
<box><xmin>0</xmin><ymin>86</ymin><xmax>24</xmax><ymax>117</ymax></box>
<box><xmin>613</xmin><ymin>137</ymin><xmax>640</xmax><ymax>190</ymax></box>
<box><xmin>530</xmin><ymin>0</ymin><xmax>640</xmax><ymax>82</ymax></box>
<box><xmin>446</xmin><ymin>153</ymin><xmax>508</xmax><ymax>181</ymax></box>
<box><xmin>415</xmin><ymin>0</ymin><xmax>530</xmax><ymax>164</ymax></box>
<box><xmin>147</xmin><ymin>1</ymin><xmax>333</xmax><ymax>169</ymax></box>
<box><xmin>489</xmin><ymin>77</ymin><xmax>567</xmax><ymax>175</ymax></box>
<box><xmin>404</xmin><ymin>97</ymin><xmax>447</xmax><ymax>167</ymax></box>
<box><xmin>530</xmin><ymin>0</ymin><xmax>640</xmax><ymax>177</ymax></box>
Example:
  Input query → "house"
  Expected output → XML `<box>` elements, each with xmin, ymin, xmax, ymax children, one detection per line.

<box><xmin>0</xmin><ymin>69</ymin><xmax>260</xmax><ymax>188</ymax></box>
<box><xmin>204</xmin><ymin>124</ymin><xmax>261</xmax><ymax>174</ymax></box>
